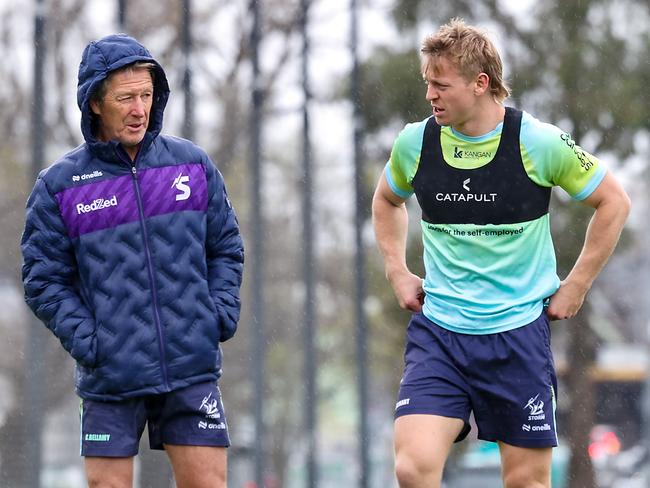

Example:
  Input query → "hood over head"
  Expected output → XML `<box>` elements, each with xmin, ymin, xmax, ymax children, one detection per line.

<box><xmin>77</xmin><ymin>33</ymin><xmax>170</xmax><ymax>159</ymax></box>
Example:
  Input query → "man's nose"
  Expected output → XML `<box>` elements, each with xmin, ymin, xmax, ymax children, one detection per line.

<box><xmin>426</xmin><ymin>85</ymin><xmax>438</xmax><ymax>101</ymax></box>
<box><xmin>130</xmin><ymin>96</ymin><xmax>147</xmax><ymax>115</ymax></box>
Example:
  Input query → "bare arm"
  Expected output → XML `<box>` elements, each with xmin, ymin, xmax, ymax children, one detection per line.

<box><xmin>372</xmin><ymin>173</ymin><xmax>424</xmax><ymax>312</ymax></box>
<box><xmin>547</xmin><ymin>171</ymin><xmax>631</xmax><ymax>320</ymax></box>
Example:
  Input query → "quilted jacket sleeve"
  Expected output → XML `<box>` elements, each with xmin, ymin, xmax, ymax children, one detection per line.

<box><xmin>21</xmin><ymin>176</ymin><xmax>97</xmax><ymax>366</ymax></box>
<box><xmin>205</xmin><ymin>160</ymin><xmax>244</xmax><ymax>342</ymax></box>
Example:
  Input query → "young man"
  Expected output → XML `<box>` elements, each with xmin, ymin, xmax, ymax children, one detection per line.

<box><xmin>21</xmin><ymin>34</ymin><xmax>243</xmax><ymax>487</ymax></box>
<box><xmin>372</xmin><ymin>19</ymin><xmax>630</xmax><ymax>488</ymax></box>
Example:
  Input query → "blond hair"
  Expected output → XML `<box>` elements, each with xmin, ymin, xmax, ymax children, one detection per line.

<box><xmin>421</xmin><ymin>18</ymin><xmax>510</xmax><ymax>102</ymax></box>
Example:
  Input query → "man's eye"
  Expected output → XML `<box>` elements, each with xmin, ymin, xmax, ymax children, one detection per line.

<box><xmin>117</xmin><ymin>96</ymin><xmax>132</xmax><ymax>102</ymax></box>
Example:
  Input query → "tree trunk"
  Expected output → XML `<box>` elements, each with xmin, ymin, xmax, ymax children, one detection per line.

<box><xmin>566</xmin><ymin>305</ymin><xmax>597</xmax><ymax>488</ymax></box>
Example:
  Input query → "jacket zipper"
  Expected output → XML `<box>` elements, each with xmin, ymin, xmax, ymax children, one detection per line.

<box><xmin>128</xmin><ymin>161</ymin><xmax>170</xmax><ymax>389</ymax></box>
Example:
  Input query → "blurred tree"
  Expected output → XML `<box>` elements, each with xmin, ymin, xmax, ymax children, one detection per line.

<box><xmin>0</xmin><ymin>1</ymin><xmax>87</xmax><ymax>485</ymax></box>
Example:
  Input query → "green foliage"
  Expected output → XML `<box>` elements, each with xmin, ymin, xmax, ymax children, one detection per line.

<box><xmin>358</xmin><ymin>46</ymin><xmax>430</xmax><ymax>133</ymax></box>
<box><xmin>390</xmin><ymin>0</ymin><xmax>479</xmax><ymax>31</ymax></box>
<box><xmin>506</xmin><ymin>1</ymin><xmax>650</xmax><ymax>155</ymax></box>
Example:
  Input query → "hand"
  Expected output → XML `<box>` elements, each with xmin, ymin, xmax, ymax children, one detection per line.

<box><xmin>388</xmin><ymin>269</ymin><xmax>425</xmax><ymax>312</ymax></box>
<box><xmin>546</xmin><ymin>279</ymin><xmax>588</xmax><ymax>321</ymax></box>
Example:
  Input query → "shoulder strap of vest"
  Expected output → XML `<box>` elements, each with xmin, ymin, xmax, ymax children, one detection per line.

<box><xmin>502</xmin><ymin>106</ymin><xmax>523</xmax><ymax>143</ymax></box>
<box><xmin>419</xmin><ymin>115</ymin><xmax>442</xmax><ymax>167</ymax></box>
<box><xmin>498</xmin><ymin>107</ymin><xmax>523</xmax><ymax>162</ymax></box>
<box><xmin>422</xmin><ymin>116</ymin><xmax>440</xmax><ymax>150</ymax></box>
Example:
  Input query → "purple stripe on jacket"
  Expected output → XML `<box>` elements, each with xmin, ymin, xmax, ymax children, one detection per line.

<box><xmin>56</xmin><ymin>163</ymin><xmax>208</xmax><ymax>239</ymax></box>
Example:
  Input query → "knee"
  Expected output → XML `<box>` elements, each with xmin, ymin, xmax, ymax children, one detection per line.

<box><xmin>213</xmin><ymin>471</ymin><xmax>227</xmax><ymax>488</ymax></box>
<box><xmin>394</xmin><ymin>455</ymin><xmax>417</xmax><ymax>487</ymax></box>
<box><xmin>502</xmin><ymin>467</ymin><xmax>549</xmax><ymax>488</ymax></box>
<box><xmin>86</xmin><ymin>469</ymin><xmax>131</xmax><ymax>488</ymax></box>
<box><xmin>86</xmin><ymin>476</ymin><xmax>125</xmax><ymax>488</ymax></box>
<box><xmin>86</xmin><ymin>475</ymin><xmax>100</xmax><ymax>488</ymax></box>
<box><xmin>394</xmin><ymin>451</ymin><xmax>442</xmax><ymax>487</ymax></box>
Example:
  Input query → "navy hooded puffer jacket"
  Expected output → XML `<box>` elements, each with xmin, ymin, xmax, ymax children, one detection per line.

<box><xmin>21</xmin><ymin>34</ymin><xmax>244</xmax><ymax>401</ymax></box>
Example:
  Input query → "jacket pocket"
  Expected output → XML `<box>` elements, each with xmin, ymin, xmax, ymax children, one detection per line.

<box><xmin>69</xmin><ymin>318</ymin><xmax>98</xmax><ymax>368</ymax></box>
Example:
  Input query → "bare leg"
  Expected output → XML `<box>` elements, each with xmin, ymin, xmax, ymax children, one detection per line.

<box><xmin>394</xmin><ymin>414</ymin><xmax>464</xmax><ymax>488</ymax></box>
<box><xmin>165</xmin><ymin>444</ymin><xmax>227</xmax><ymax>488</ymax></box>
<box><xmin>499</xmin><ymin>442</ymin><xmax>552</xmax><ymax>488</ymax></box>
<box><xmin>85</xmin><ymin>456</ymin><xmax>134</xmax><ymax>488</ymax></box>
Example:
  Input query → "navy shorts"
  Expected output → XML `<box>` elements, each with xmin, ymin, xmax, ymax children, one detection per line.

<box><xmin>395</xmin><ymin>312</ymin><xmax>558</xmax><ymax>448</ymax></box>
<box><xmin>80</xmin><ymin>381</ymin><xmax>230</xmax><ymax>457</ymax></box>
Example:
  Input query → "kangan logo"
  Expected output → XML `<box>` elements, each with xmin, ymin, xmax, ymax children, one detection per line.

<box><xmin>172</xmin><ymin>173</ymin><xmax>191</xmax><ymax>201</ymax></box>
<box><xmin>463</xmin><ymin>178</ymin><xmax>470</xmax><ymax>191</ymax></box>
<box><xmin>453</xmin><ymin>146</ymin><xmax>492</xmax><ymax>159</ymax></box>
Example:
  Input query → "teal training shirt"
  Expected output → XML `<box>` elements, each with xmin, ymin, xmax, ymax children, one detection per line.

<box><xmin>384</xmin><ymin>110</ymin><xmax>606</xmax><ymax>334</ymax></box>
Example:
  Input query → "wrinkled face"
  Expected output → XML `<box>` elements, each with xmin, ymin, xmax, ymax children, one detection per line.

<box><xmin>90</xmin><ymin>68</ymin><xmax>154</xmax><ymax>160</ymax></box>
<box><xmin>423</xmin><ymin>55</ymin><xmax>478</xmax><ymax>130</ymax></box>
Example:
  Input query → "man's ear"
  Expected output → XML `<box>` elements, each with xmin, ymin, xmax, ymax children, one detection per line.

<box><xmin>89</xmin><ymin>99</ymin><xmax>101</xmax><ymax>116</ymax></box>
<box><xmin>474</xmin><ymin>72</ymin><xmax>490</xmax><ymax>95</ymax></box>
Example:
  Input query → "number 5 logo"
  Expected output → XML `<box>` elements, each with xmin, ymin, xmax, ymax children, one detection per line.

<box><xmin>172</xmin><ymin>173</ymin><xmax>191</xmax><ymax>201</ymax></box>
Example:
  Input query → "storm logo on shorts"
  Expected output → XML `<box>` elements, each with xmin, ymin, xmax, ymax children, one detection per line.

<box><xmin>200</xmin><ymin>392</ymin><xmax>221</xmax><ymax>419</ymax></box>
<box><xmin>197</xmin><ymin>393</ymin><xmax>227</xmax><ymax>431</ymax></box>
<box><xmin>524</xmin><ymin>394</ymin><xmax>546</xmax><ymax>420</ymax></box>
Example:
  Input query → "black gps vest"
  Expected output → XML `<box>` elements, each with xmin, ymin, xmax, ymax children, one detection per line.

<box><xmin>412</xmin><ymin>107</ymin><xmax>551</xmax><ymax>225</ymax></box>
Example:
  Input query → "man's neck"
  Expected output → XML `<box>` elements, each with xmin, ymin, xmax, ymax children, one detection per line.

<box><xmin>453</xmin><ymin>101</ymin><xmax>506</xmax><ymax>137</ymax></box>
<box><xmin>124</xmin><ymin>144</ymin><xmax>140</xmax><ymax>162</ymax></box>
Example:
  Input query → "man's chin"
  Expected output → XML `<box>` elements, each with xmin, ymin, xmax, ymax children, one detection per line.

<box><xmin>120</xmin><ymin>135</ymin><xmax>145</xmax><ymax>147</ymax></box>
<box><xmin>434</xmin><ymin>114</ymin><xmax>449</xmax><ymax>126</ymax></box>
